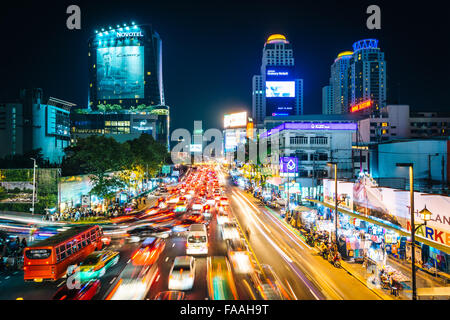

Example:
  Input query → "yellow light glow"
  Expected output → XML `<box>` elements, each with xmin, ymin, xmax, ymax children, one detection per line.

<box><xmin>267</xmin><ymin>34</ymin><xmax>287</xmax><ymax>43</ymax></box>
<box><xmin>337</xmin><ymin>51</ymin><xmax>353</xmax><ymax>58</ymax></box>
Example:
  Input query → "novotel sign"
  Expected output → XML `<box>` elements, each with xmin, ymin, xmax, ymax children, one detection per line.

<box><xmin>260</xmin><ymin>122</ymin><xmax>357</xmax><ymax>138</ymax></box>
<box><xmin>115</xmin><ymin>31</ymin><xmax>144</xmax><ymax>38</ymax></box>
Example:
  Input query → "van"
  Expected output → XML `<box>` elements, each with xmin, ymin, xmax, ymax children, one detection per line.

<box><xmin>186</xmin><ymin>224</ymin><xmax>208</xmax><ymax>255</ymax></box>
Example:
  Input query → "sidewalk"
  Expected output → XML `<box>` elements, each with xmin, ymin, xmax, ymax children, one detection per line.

<box><xmin>247</xmin><ymin>193</ymin><xmax>401</xmax><ymax>300</ymax></box>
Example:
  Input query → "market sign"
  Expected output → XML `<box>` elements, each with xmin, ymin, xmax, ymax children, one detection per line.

<box><xmin>350</xmin><ymin>100</ymin><xmax>372</xmax><ymax>113</ymax></box>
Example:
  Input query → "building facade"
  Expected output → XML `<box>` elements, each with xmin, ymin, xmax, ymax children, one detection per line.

<box><xmin>322</xmin><ymin>85</ymin><xmax>333</xmax><ymax>115</ymax></box>
<box><xmin>261</xmin><ymin>116</ymin><xmax>357</xmax><ymax>188</ymax></box>
<box><xmin>348</xmin><ymin>39</ymin><xmax>386</xmax><ymax>113</ymax></box>
<box><xmin>322</xmin><ymin>40</ymin><xmax>386</xmax><ymax>115</ymax></box>
<box><xmin>0</xmin><ymin>89</ymin><xmax>73</xmax><ymax>164</ymax></box>
<box><xmin>252</xmin><ymin>34</ymin><xmax>304</xmax><ymax>125</ymax></box>
<box><xmin>369</xmin><ymin>138</ymin><xmax>449</xmax><ymax>193</ymax></box>
<box><xmin>71</xmin><ymin>105</ymin><xmax>169</xmax><ymax>147</ymax></box>
<box><xmin>88</xmin><ymin>23</ymin><xmax>164</xmax><ymax>110</ymax></box>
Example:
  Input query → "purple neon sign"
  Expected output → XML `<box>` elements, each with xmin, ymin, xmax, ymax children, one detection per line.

<box><xmin>280</xmin><ymin>157</ymin><xmax>298</xmax><ymax>173</ymax></box>
<box><xmin>260</xmin><ymin>122</ymin><xmax>357</xmax><ymax>138</ymax></box>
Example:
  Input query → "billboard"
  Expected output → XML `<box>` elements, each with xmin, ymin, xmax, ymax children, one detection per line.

<box><xmin>265</xmin><ymin>81</ymin><xmax>295</xmax><ymax>98</ymax></box>
<box><xmin>265</xmin><ymin>67</ymin><xmax>296</xmax><ymax>117</ymax></box>
<box><xmin>190</xmin><ymin>144</ymin><xmax>202</xmax><ymax>152</ymax></box>
<box><xmin>224</xmin><ymin>112</ymin><xmax>247</xmax><ymax>129</ymax></box>
<box><xmin>97</xmin><ymin>46</ymin><xmax>144</xmax><ymax>100</ymax></box>
<box><xmin>279</xmin><ymin>157</ymin><xmax>298</xmax><ymax>177</ymax></box>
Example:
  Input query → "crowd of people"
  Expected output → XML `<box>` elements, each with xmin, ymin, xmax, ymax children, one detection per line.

<box><xmin>44</xmin><ymin>196</ymin><xmax>150</xmax><ymax>222</ymax></box>
<box><xmin>0</xmin><ymin>236</ymin><xmax>27</xmax><ymax>272</ymax></box>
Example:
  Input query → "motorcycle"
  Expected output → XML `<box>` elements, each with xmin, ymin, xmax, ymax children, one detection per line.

<box><xmin>329</xmin><ymin>251</ymin><xmax>341</xmax><ymax>268</ymax></box>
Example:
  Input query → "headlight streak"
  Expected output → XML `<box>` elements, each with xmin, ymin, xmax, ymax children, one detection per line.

<box><xmin>232</xmin><ymin>189</ymin><xmax>326</xmax><ymax>300</ymax></box>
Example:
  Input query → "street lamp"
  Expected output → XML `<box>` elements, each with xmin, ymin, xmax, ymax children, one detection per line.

<box><xmin>396</xmin><ymin>162</ymin><xmax>419</xmax><ymax>300</ymax></box>
<box><xmin>30</xmin><ymin>158</ymin><xmax>37</xmax><ymax>216</ymax></box>
<box><xmin>327</xmin><ymin>162</ymin><xmax>338</xmax><ymax>244</ymax></box>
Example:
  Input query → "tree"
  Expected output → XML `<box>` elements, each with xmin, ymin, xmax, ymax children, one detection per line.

<box><xmin>125</xmin><ymin>133</ymin><xmax>169</xmax><ymax>178</ymax></box>
<box><xmin>62</xmin><ymin>136</ymin><xmax>129</xmax><ymax>206</ymax></box>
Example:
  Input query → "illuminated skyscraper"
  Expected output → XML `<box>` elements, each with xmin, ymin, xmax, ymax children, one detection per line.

<box><xmin>323</xmin><ymin>39</ymin><xmax>386</xmax><ymax>115</ymax></box>
<box><xmin>252</xmin><ymin>34</ymin><xmax>304</xmax><ymax>125</ymax></box>
<box><xmin>348</xmin><ymin>39</ymin><xmax>386</xmax><ymax>113</ymax></box>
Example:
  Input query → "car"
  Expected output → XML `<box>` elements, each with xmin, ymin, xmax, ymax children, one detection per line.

<box><xmin>206</xmin><ymin>256</ymin><xmax>238</xmax><ymax>300</ymax></box>
<box><xmin>154</xmin><ymin>290</ymin><xmax>186</xmax><ymax>300</ymax></box>
<box><xmin>127</xmin><ymin>225</ymin><xmax>172</xmax><ymax>242</ymax></box>
<box><xmin>168</xmin><ymin>256</ymin><xmax>196</xmax><ymax>290</ymax></box>
<box><xmin>52</xmin><ymin>279</ymin><xmax>101</xmax><ymax>300</ymax></box>
<box><xmin>221</xmin><ymin>222</ymin><xmax>240</xmax><ymax>241</ymax></box>
<box><xmin>219</xmin><ymin>197</ymin><xmax>229</xmax><ymax>206</ymax></box>
<box><xmin>106</xmin><ymin>262</ymin><xmax>159</xmax><ymax>300</ymax></box>
<box><xmin>131</xmin><ymin>237</ymin><xmax>166</xmax><ymax>265</ymax></box>
<box><xmin>78</xmin><ymin>250</ymin><xmax>120</xmax><ymax>281</ymax></box>
<box><xmin>250</xmin><ymin>265</ymin><xmax>287</xmax><ymax>300</ymax></box>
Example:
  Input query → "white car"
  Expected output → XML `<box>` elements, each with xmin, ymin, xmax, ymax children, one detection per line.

<box><xmin>168</xmin><ymin>256</ymin><xmax>196</xmax><ymax>290</ymax></box>
<box><xmin>221</xmin><ymin>222</ymin><xmax>240</xmax><ymax>241</ymax></box>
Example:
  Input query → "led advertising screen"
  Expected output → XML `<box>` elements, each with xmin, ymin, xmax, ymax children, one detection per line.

<box><xmin>265</xmin><ymin>81</ymin><xmax>295</xmax><ymax>98</ymax></box>
<box><xmin>224</xmin><ymin>112</ymin><xmax>247</xmax><ymax>129</ymax></box>
<box><xmin>97</xmin><ymin>46</ymin><xmax>144</xmax><ymax>100</ymax></box>
<box><xmin>265</xmin><ymin>66</ymin><xmax>296</xmax><ymax>117</ymax></box>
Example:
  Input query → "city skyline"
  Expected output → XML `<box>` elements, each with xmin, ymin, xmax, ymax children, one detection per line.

<box><xmin>0</xmin><ymin>1</ymin><xmax>448</xmax><ymax>131</ymax></box>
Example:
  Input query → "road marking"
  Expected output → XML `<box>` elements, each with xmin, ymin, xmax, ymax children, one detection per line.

<box><xmin>172</xmin><ymin>243</ymin><xmax>175</xmax><ymax>247</ymax></box>
<box><xmin>5</xmin><ymin>276</ymin><xmax>10</xmax><ymax>279</ymax></box>
<box><xmin>57</xmin><ymin>281</ymin><xmax>66</xmax><ymax>287</ymax></box>
<box><xmin>109</xmin><ymin>277</ymin><xmax>117</xmax><ymax>285</ymax></box>
<box><xmin>155</xmin><ymin>274</ymin><xmax>160</xmax><ymax>282</ymax></box>
<box><xmin>165</xmin><ymin>257</ymin><xmax>169</xmax><ymax>262</ymax></box>
<box><xmin>285</xmin><ymin>279</ymin><xmax>298</xmax><ymax>300</ymax></box>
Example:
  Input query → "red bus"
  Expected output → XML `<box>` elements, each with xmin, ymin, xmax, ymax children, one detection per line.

<box><xmin>23</xmin><ymin>225</ymin><xmax>104</xmax><ymax>282</ymax></box>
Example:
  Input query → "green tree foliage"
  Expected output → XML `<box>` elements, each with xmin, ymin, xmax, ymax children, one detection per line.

<box><xmin>62</xmin><ymin>136</ymin><xmax>128</xmax><ymax>202</ymax></box>
<box><xmin>61</xmin><ymin>134</ymin><xmax>168</xmax><ymax>203</ymax></box>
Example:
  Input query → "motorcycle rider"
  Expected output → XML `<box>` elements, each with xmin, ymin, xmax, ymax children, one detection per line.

<box><xmin>318</xmin><ymin>241</ymin><xmax>328</xmax><ymax>258</ymax></box>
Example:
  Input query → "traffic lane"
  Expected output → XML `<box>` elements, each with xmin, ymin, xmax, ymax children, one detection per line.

<box><xmin>146</xmin><ymin>234</ymin><xmax>208</xmax><ymax>300</ymax></box>
<box><xmin>234</xmin><ymin>187</ymin><xmax>381</xmax><ymax>300</ymax></box>
<box><xmin>0</xmin><ymin>238</ymin><xmax>137</xmax><ymax>300</ymax></box>
<box><xmin>227</xmin><ymin>191</ymin><xmax>319</xmax><ymax>300</ymax></box>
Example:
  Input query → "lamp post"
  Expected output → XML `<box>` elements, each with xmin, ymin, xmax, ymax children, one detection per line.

<box><xmin>30</xmin><ymin>158</ymin><xmax>36</xmax><ymax>216</ymax></box>
<box><xmin>396</xmin><ymin>162</ymin><xmax>422</xmax><ymax>300</ymax></box>
<box><xmin>327</xmin><ymin>162</ymin><xmax>338</xmax><ymax>244</ymax></box>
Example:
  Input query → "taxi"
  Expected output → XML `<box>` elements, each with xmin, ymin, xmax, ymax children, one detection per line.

<box><xmin>78</xmin><ymin>250</ymin><xmax>120</xmax><ymax>281</ymax></box>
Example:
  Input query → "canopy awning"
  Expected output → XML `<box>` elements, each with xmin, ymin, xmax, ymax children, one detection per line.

<box><xmin>267</xmin><ymin>177</ymin><xmax>282</xmax><ymax>186</ymax></box>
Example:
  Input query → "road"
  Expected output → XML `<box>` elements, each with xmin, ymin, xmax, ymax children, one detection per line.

<box><xmin>223</xmin><ymin>170</ymin><xmax>381</xmax><ymax>300</ymax></box>
<box><xmin>0</xmin><ymin>166</ymin><xmax>384</xmax><ymax>300</ymax></box>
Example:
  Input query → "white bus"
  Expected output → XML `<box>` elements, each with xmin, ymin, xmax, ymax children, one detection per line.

<box><xmin>186</xmin><ymin>224</ymin><xmax>208</xmax><ymax>255</ymax></box>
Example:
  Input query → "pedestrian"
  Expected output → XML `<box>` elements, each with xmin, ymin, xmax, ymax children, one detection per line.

<box><xmin>21</xmin><ymin>238</ymin><xmax>27</xmax><ymax>249</ymax></box>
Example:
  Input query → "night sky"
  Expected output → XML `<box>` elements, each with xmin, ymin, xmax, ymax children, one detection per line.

<box><xmin>0</xmin><ymin>0</ymin><xmax>449</xmax><ymax>132</ymax></box>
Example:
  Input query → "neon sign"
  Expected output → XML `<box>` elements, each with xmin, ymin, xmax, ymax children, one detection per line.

<box><xmin>116</xmin><ymin>31</ymin><xmax>144</xmax><ymax>38</ymax></box>
<box><xmin>350</xmin><ymin>100</ymin><xmax>372</xmax><ymax>113</ymax></box>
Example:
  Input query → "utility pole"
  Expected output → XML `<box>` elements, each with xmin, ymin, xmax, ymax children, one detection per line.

<box><xmin>30</xmin><ymin>158</ymin><xmax>36</xmax><ymax>215</ymax></box>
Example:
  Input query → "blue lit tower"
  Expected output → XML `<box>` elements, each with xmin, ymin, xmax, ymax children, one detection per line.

<box><xmin>348</xmin><ymin>39</ymin><xmax>386</xmax><ymax>113</ymax></box>
<box><xmin>252</xmin><ymin>34</ymin><xmax>304</xmax><ymax>125</ymax></box>
<box><xmin>88</xmin><ymin>23</ymin><xmax>164</xmax><ymax>110</ymax></box>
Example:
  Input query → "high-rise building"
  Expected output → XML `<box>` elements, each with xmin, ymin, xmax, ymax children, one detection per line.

<box><xmin>322</xmin><ymin>40</ymin><xmax>386</xmax><ymax>115</ymax></box>
<box><xmin>0</xmin><ymin>88</ymin><xmax>74</xmax><ymax>164</ymax></box>
<box><xmin>252</xmin><ymin>34</ymin><xmax>304</xmax><ymax>125</ymax></box>
<box><xmin>348</xmin><ymin>39</ymin><xmax>386</xmax><ymax>113</ymax></box>
<box><xmin>322</xmin><ymin>85</ymin><xmax>333</xmax><ymax>115</ymax></box>
<box><xmin>330</xmin><ymin>51</ymin><xmax>353</xmax><ymax>114</ymax></box>
<box><xmin>74</xmin><ymin>22</ymin><xmax>170</xmax><ymax>149</ymax></box>
<box><xmin>88</xmin><ymin>23</ymin><xmax>164</xmax><ymax>109</ymax></box>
